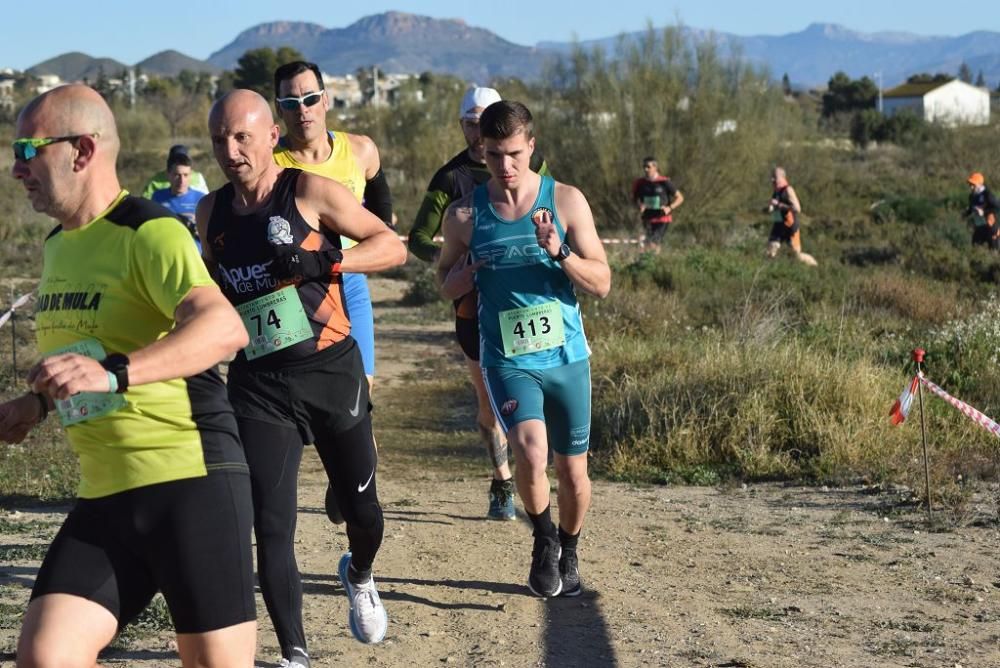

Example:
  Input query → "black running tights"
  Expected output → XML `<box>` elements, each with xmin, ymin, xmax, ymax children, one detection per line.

<box><xmin>238</xmin><ymin>414</ymin><xmax>383</xmax><ymax>658</ymax></box>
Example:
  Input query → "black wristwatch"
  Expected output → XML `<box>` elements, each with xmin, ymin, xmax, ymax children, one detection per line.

<box><xmin>101</xmin><ymin>353</ymin><xmax>130</xmax><ymax>394</ymax></box>
<box><xmin>552</xmin><ymin>243</ymin><xmax>572</xmax><ymax>263</ymax></box>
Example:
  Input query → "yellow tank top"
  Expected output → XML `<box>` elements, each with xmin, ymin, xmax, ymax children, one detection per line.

<box><xmin>273</xmin><ymin>131</ymin><xmax>366</xmax><ymax>247</ymax></box>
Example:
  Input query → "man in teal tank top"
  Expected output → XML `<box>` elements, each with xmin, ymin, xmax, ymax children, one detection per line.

<box><xmin>437</xmin><ymin>101</ymin><xmax>611</xmax><ymax>598</ymax></box>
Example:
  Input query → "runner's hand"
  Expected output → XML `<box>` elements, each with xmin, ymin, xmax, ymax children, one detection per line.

<box><xmin>533</xmin><ymin>209</ymin><xmax>561</xmax><ymax>257</ymax></box>
<box><xmin>442</xmin><ymin>253</ymin><xmax>484</xmax><ymax>299</ymax></box>
<box><xmin>270</xmin><ymin>246</ymin><xmax>344</xmax><ymax>281</ymax></box>
<box><xmin>28</xmin><ymin>353</ymin><xmax>110</xmax><ymax>400</ymax></box>
<box><xmin>0</xmin><ymin>394</ymin><xmax>44</xmax><ymax>443</ymax></box>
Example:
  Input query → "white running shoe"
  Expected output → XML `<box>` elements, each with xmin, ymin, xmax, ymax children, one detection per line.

<box><xmin>338</xmin><ymin>552</ymin><xmax>388</xmax><ymax>644</ymax></box>
<box><xmin>274</xmin><ymin>647</ymin><xmax>310</xmax><ymax>668</ymax></box>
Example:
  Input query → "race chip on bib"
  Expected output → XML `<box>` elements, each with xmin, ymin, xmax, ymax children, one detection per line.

<box><xmin>50</xmin><ymin>339</ymin><xmax>127</xmax><ymax>426</ymax></box>
<box><xmin>236</xmin><ymin>286</ymin><xmax>313</xmax><ymax>360</ymax></box>
<box><xmin>643</xmin><ymin>195</ymin><xmax>661</xmax><ymax>209</ymax></box>
<box><xmin>499</xmin><ymin>301</ymin><xmax>565</xmax><ymax>357</ymax></box>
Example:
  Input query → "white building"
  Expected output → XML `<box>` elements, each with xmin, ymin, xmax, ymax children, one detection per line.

<box><xmin>35</xmin><ymin>74</ymin><xmax>62</xmax><ymax>94</ymax></box>
<box><xmin>882</xmin><ymin>79</ymin><xmax>990</xmax><ymax>127</ymax></box>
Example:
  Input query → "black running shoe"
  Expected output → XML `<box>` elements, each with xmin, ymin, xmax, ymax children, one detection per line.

<box><xmin>325</xmin><ymin>483</ymin><xmax>344</xmax><ymax>525</ymax></box>
<box><xmin>528</xmin><ymin>536</ymin><xmax>562</xmax><ymax>597</ymax></box>
<box><xmin>487</xmin><ymin>478</ymin><xmax>516</xmax><ymax>521</ymax></box>
<box><xmin>559</xmin><ymin>550</ymin><xmax>582</xmax><ymax>597</ymax></box>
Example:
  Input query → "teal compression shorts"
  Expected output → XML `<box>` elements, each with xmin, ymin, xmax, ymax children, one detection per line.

<box><xmin>482</xmin><ymin>359</ymin><xmax>591</xmax><ymax>456</ymax></box>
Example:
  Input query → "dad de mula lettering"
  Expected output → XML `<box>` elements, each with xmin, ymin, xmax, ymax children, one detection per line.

<box><xmin>36</xmin><ymin>290</ymin><xmax>102</xmax><ymax>313</ymax></box>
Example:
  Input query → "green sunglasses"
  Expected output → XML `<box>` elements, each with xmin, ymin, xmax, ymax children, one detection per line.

<box><xmin>276</xmin><ymin>92</ymin><xmax>324</xmax><ymax>111</ymax></box>
<box><xmin>12</xmin><ymin>133</ymin><xmax>99</xmax><ymax>161</ymax></box>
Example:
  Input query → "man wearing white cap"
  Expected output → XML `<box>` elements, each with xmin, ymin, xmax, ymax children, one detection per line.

<box><xmin>409</xmin><ymin>87</ymin><xmax>549</xmax><ymax>521</ymax></box>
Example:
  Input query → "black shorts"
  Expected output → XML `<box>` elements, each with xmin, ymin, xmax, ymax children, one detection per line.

<box><xmin>645</xmin><ymin>222</ymin><xmax>670</xmax><ymax>243</ymax></box>
<box><xmin>972</xmin><ymin>225</ymin><xmax>1000</xmax><ymax>249</ymax></box>
<box><xmin>455</xmin><ymin>316</ymin><xmax>480</xmax><ymax>361</ymax></box>
<box><xmin>768</xmin><ymin>220</ymin><xmax>800</xmax><ymax>244</ymax></box>
<box><xmin>31</xmin><ymin>470</ymin><xmax>255</xmax><ymax>634</ymax></box>
<box><xmin>227</xmin><ymin>336</ymin><xmax>371</xmax><ymax>442</ymax></box>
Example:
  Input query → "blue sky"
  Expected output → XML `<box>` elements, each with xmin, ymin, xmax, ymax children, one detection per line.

<box><xmin>1</xmin><ymin>1</ymin><xmax>991</xmax><ymax>70</ymax></box>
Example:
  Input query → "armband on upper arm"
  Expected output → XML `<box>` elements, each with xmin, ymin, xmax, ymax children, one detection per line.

<box><xmin>363</xmin><ymin>168</ymin><xmax>393</xmax><ymax>228</ymax></box>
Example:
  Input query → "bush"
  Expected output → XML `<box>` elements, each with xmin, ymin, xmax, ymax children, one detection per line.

<box><xmin>851</xmin><ymin>109</ymin><xmax>944</xmax><ymax>148</ymax></box>
<box><xmin>870</xmin><ymin>196</ymin><xmax>937</xmax><ymax>225</ymax></box>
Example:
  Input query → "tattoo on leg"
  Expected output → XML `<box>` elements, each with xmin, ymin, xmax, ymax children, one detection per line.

<box><xmin>479</xmin><ymin>423</ymin><xmax>508</xmax><ymax>470</ymax></box>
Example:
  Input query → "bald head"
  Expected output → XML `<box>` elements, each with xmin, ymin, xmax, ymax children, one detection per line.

<box><xmin>772</xmin><ymin>166</ymin><xmax>788</xmax><ymax>188</ymax></box>
<box><xmin>209</xmin><ymin>89</ymin><xmax>280</xmax><ymax>186</ymax></box>
<box><xmin>12</xmin><ymin>85</ymin><xmax>124</xmax><ymax>227</ymax></box>
<box><xmin>18</xmin><ymin>84</ymin><xmax>120</xmax><ymax>164</ymax></box>
<box><xmin>209</xmin><ymin>89</ymin><xmax>274</xmax><ymax>131</ymax></box>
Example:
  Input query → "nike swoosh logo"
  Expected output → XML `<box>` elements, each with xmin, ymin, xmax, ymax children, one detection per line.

<box><xmin>348</xmin><ymin>383</ymin><xmax>362</xmax><ymax>417</ymax></box>
<box><xmin>358</xmin><ymin>467</ymin><xmax>375</xmax><ymax>493</ymax></box>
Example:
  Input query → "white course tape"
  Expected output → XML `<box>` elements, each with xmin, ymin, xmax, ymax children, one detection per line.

<box><xmin>0</xmin><ymin>291</ymin><xmax>33</xmax><ymax>330</ymax></box>
<box><xmin>397</xmin><ymin>235</ymin><xmax>641</xmax><ymax>244</ymax></box>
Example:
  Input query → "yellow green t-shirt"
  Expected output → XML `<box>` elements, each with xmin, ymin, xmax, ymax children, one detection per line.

<box><xmin>35</xmin><ymin>191</ymin><xmax>244</xmax><ymax>498</ymax></box>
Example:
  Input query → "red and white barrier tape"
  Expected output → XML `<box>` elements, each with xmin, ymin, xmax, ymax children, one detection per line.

<box><xmin>918</xmin><ymin>374</ymin><xmax>1000</xmax><ymax>438</ymax></box>
<box><xmin>890</xmin><ymin>373</ymin><xmax>1000</xmax><ymax>439</ymax></box>
<box><xmin>0</xmin><ymin>292</ymin><xmax>33</xmax><ymax>330</ymax></box>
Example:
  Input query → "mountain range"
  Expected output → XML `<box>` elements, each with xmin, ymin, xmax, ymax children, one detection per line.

<box><xmin>206</xmin><ymin>13</ymin><xmax>549</xmax><ymax>82</ymax></box>
<box><xmin>21</xmin><ymin>13</ymin><xmax>1000</xmax><ymax>88</ymax></box>
<box><xmin>27</xmin><ymin>50</ymin><xmax>220</xmax><ymax>81</ymax></box>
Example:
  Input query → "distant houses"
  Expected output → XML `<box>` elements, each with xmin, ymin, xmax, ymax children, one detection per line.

<box><xmin>322</xmin><ymin>71</ymin><xmax>419</xmax><ymax>109</ymax></box>
<box><xmin>882</xmin><ymin>79</ymin><xmax>990</xmax><ymax>126</ymax></box>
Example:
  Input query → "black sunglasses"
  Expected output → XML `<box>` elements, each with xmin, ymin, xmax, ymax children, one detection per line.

<box><xmin>276</xmin><ymin>92</ymin><xmax>324</xmax><ymax>111</ymax></box>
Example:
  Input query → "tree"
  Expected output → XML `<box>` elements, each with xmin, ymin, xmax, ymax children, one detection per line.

<box><xmin>821</xmin><ymin>71</ymin><xmax>877</xmax><ymax>117</ymax></box>
<box><xmin>214</xmin><ymin>71</ymin><xmax>236</xmax><ymax>99</ymax></box>
<box><xmin>906</xmin><ymin>73</ymin><xmax>952</xmax><ymax>84</ymax></box>
<box><xmin>144</xmin><ymin>77</ymin><xmax>208</xmax><ymax>137</ymax></box>
<box><xmin>975</xmin><ymin>70</ymin><xmax>986</xmax><ymax>87</ymax></box>
<box><xmin>958</xmin><ymin>62</ymin><xmax>972</xmax><ymax>83</ymax></box>
<box><xmin>92</xmin><ymin>66</ymin><xmax>116</xmax><ymax>100</ymax></box>
<box><xmin>234</xmin><ymin>46</ymin><xmax>305</xmax><ymax>96</ymax></box>
<box><xmin>781</xmin><ymin>73</ymin><xmax>792</xmax><ymax>96</ymax></box>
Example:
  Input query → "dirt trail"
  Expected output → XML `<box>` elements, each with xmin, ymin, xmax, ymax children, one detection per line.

<box><xmin>3</xmin><ymin>278</ymin><xmax>1000</xmax><ymax>667</ymax></box>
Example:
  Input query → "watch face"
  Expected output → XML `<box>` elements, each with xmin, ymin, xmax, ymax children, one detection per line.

<box><xmin>559</xmin><ymin>243</ymin><xmax>571</xmax><ymax>259</ymax></box>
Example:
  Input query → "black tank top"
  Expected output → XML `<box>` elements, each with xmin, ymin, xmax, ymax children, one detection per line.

<box><xmin>206</xmin><ymin>168</ymin><xmax>351</xmax><ymax>367</ymax></box>
<box><xmin>772</xmin><ymin>185</ymin><xmax>799</xmax><ymax>228</ymax></box>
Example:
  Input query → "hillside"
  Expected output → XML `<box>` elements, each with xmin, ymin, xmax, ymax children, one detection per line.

<box><xmin>137</xmin><ymin>49</ymin><xmax>220</xmax><ymax>77</ymax></box>
<box><xmin>207</xmin><ymin>11</ymin><xmax>551</xmax><ymax>81</ymax></box>
<box><xmin>26</xmin><ymin>51</ymin><xmax>128</xmax><ymax>82</ymax></box>
<box><xmin>20</xmin><ymin>15</ymin><xmax>1000</xmax><ymax>87</ymax></box>
<box><xmin>204</xmin><ymin>21</ymin><xmax>328</xmax><ymax>72</ymax></box>
<box><xmin>540</xmin><ymin>22</ymin><xmax>1000</xmax><ymax>87</ymax></box>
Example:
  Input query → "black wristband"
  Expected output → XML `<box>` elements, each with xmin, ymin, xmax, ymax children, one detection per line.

<box><xmin>101</xmin><ymin>353</ymin><xmax>130</xmax><ymax>394</ymax></box>
<box><xmin>31</xmin><ymin>393</ymin><xmax>48</xmax><ymax>421</ymax></box>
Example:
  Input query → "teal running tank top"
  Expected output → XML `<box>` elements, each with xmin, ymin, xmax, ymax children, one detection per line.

<box><xmin>471</xmin><ymin>176</ymin><xmax>590</xmax><ymax>369</ymax></box>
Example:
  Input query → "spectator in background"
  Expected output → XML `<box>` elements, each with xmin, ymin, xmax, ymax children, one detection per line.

<box><xmin>151</xmin><ymin>152</ymin><xmax>204</xmax><ymax>251</ymax></box>
<box><xmin>142</xmin><ymin>144</ymin><xmax>208</xmax><ymax>199</ymax></box>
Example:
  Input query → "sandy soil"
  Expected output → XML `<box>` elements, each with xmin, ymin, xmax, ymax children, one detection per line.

<box><xmin>2</xmin><ymin>277</ymin><xmax>1000</xmax><ymax>667</ymax></box>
